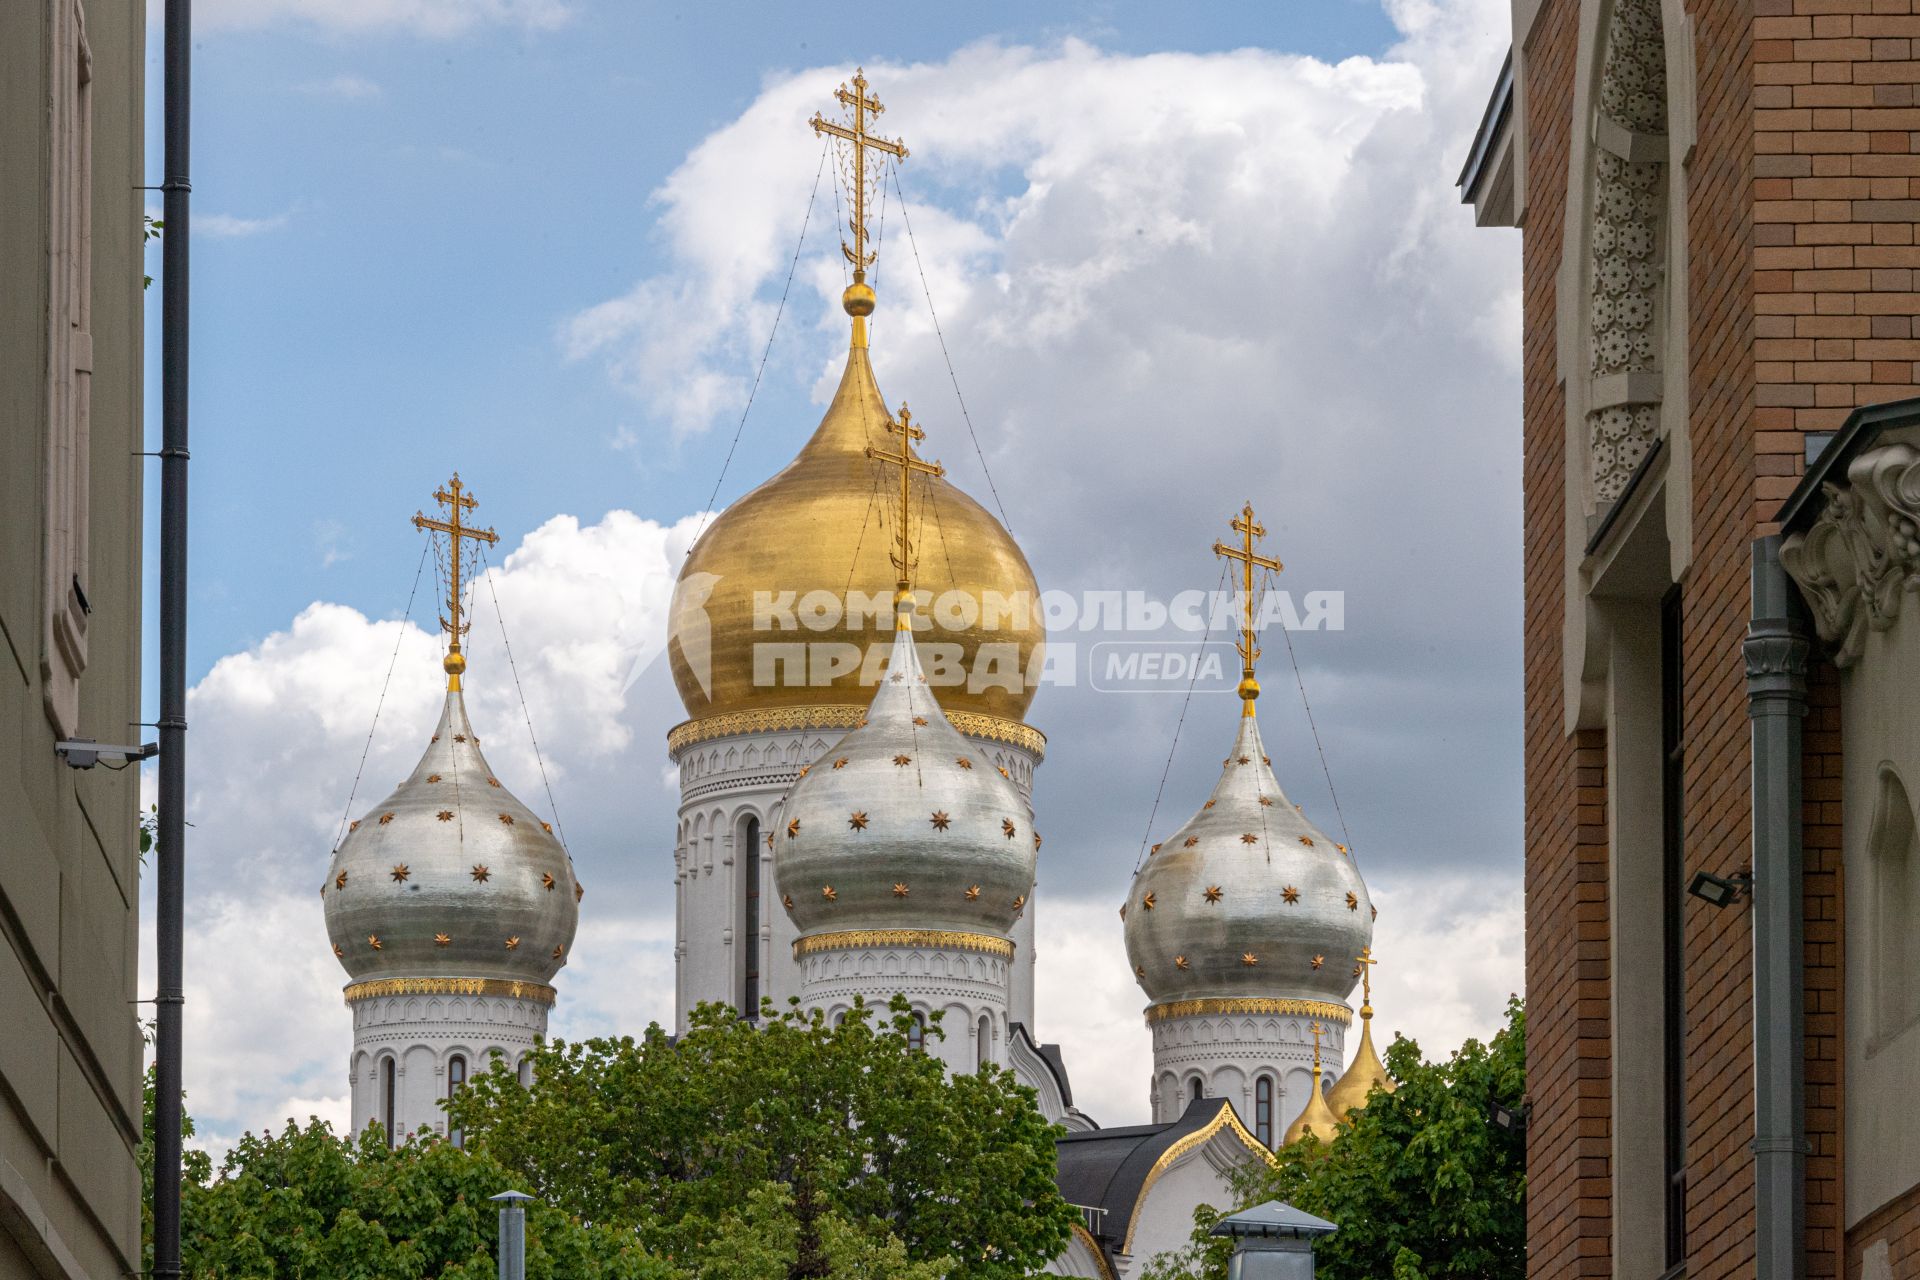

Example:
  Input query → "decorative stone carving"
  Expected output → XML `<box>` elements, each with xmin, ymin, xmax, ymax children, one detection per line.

<box><xmin>1585</xmin><ymin>0</ymin><xmax>1668</xmax><ymax>508</ymax></box>
<box><xmin>1781</xmin><ymin>443</ymin><xmax>1920</xmax><ymax>666</ymax></box>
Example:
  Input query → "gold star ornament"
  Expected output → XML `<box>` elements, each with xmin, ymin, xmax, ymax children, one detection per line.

<box><xmin>1346</xmin><ymin>891</ymin><xmax>1359</xmax><ymax>911</ymax></box>
<box><xmin>848</xmin><ymin>811</ymin><xmax>870</xmax><ymax>831</ymax></box>
<box><xmin>390</xmin><ymin>864</ymin><xmax>411</xmax><ymax>883</ymax></box>
<box><xmin>894</xmin><ymin>883</ymin><xmax>910</xmax><ymax>897</ymax></box>
<box><xmin>1204</xmin><ymin>885</ymin><xmax>1224</xmax><ymax>903</ymax></box>
<box><xmin>435</xmin><ymin>933</ymin><xmax>452</xmax><ymax>947</ymax></box>
<box><xmin>542</xmin><ymin>872</ymin><xmax>556</xmax><ymax>891</ymax></box>
<box><xmin>436</xmin><ymin>809</ymin><xmax>455</xmax><ymax>822</ymax></box>
<box><xmin>787</xmin><ymin>818</ymin><xmax>801</xmax><ymax>838</ymax></box>
<box><xmin>965</xmin><ymin>885</ymin><xmax>982</xmax><ymax>901</ymax></box>
<box><xmin>833</xmin><ymin>757</ymin><xmax>849</xmax><ymax>770</ymax></box>
<box><xmin>822</xmin><ymin>885</ymin><xmax>837</xmax><ymax>901</ymax></box>
<box><xmin>930</xmin><ymin>811</ymin><xmax>951</xmax><ymax>830</ymax></box>
<box><xmin>1175</xmin><ymin>955</ymin><xmax>1190</xmax><ymax>970</ymax></box>
<box><xmin>1143</xmin><ymin>892</ymin><xmax>1157</xmax><ymax>910</ymax></box>
<box><xmin>472</xmin><ymin>865</ymin><xmax>491</xmax><ymax>882</ymax></box>
<box><xmin>505</xmin><ymin>936</ymin><xmax>520</xmax><ymax>950</ymax></box>
<box><xmin>1241</xmin><ymin>952</ymin><xmax>1259</xmax><ymax>967</ymax></box>
<box><xmin>1282</xmin><ymin>885</ymin><xmax>1300</xmax><ymax>903</ymax></box>
<box><xmin>1310</xmin><ymin>954</ymin><xmax>1325</xmax><ymax>970</ymax></box>
<box><xmin>1241</xmin><ymin>833</ymin><xmax>1259</xmax><ymax>845</ymax></box>
<box><xmin>893</xmin><ymin>754</ymin><xmax>912</xmax><ymax>767</ymax></box>
<box><xmin>1002</xmin><ymin>818</ymin><xmax>1017</xmax><ymax>838</ymax></box>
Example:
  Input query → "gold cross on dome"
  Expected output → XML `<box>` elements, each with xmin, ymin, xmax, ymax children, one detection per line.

<box><xmin>1308</xmin><ymin>1020</ymin><xmax>1325</xmax><ymax>1073</ymax></box>
<box><xmin>865</xmin><ymin>403</ymin><xmax>945</xmax><ymax>615</ymax></box>
<box><xmin>1356</xmin><ymin>946</ymin><xmax>1378</xmax><ymax>1010</ymax></box>
<box><xmin>412</xmin><ymin>474</ymin><xmax>499</xmax><ymax>690</ymax></box>
<box><xmin>1213</xmin><ymin>502</ymin><xmax>1284</xmax><ymax>715</ymax></box>
<box><xmin>810</xmin><ymin>69</ymin><xmax>909</xmax><ymax>279</ymax></box>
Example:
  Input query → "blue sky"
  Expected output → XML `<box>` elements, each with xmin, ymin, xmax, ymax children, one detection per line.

<box><xmin>137</xmin><ymin>0</ymin><xmax>1522</xmax><ymax>1143</ymax></box>
<box><xmin>141</xmin><ymin>0</ymin><xmax>1403</xmax><ymax>688</ymax></box>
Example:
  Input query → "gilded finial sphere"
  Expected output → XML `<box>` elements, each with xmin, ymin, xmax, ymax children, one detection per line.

<box><xmin>444</xmin><ymin>650</ymin><xmax>467</xmax><ymax>677</ymax></box>
<box><xmin>843</xmin><ymin>281</ymin><xmax>876</xmax><ymax>316</ymax></box>
<box><xmin>1238</xmin><ymin>675</ymin><xmax>1260</xmax><ymax>702</ymax></box>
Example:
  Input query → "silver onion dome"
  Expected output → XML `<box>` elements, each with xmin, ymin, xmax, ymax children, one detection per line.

<box><xmin>323</xmin><ymin>689</ymin><xmax>579</xmax><ymax>984</ymax></box>
<box><xmin>775</xmin><ymin>618</ymin><xmax>1037</xmax><ymax>938</ymax></box>
<box><xmin>1123</xmin><ymin>707</ymin><xmax>1372</xmax><ymax>1005</ymax></box>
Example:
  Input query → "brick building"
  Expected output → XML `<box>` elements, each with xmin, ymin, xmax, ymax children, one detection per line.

<box><xmin>1461</xmin><ymin>0</ymin><xmax>1920</xmax><ymax>1275</ymax></box>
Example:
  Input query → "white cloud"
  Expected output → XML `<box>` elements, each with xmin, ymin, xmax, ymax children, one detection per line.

<box><xmin>141</xmin><ymin>509</ymin><xmax>701</xmax><ymax>1141</ymax></box>
<box><xmin>160</xmin><ymin>2</ymin><xmax>1531</xmax><ymax>1147</ymax></box>
<box><xmin>300</xmin><ymin>73</ymin><xmax>383</xmax><ymax>99</ymax></box>
<box><xmin>198</xmin><ymin>212</ymin><xmax>291</xmax><ymax>238</ymax></box>
<box><xmin>188</xmin><ymin>0</ymin><xmax>569</xmax><ymax>37</ymax></box>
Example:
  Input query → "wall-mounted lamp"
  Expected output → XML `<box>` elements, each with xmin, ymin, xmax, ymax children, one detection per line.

<box><xmin>1488</xmin><ymin>1098</ymin><xmax>1530</xmax><ymax>1134</ymax></box>
<box><xmin>1686</xmin><ymin>869</ymin><xmax>1753</xmax><ymax>909</ymax></box>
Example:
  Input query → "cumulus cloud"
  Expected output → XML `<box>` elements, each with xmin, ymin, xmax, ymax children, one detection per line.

<box><xmin>160</xmin><ymin>1</ymin><xmax>1529</xmax><ymax>1144</ymax></box>
<box><xmin>141</xmin><ymin>509</ymin><xmax>702</xmax><ymax>1141</ymax></box>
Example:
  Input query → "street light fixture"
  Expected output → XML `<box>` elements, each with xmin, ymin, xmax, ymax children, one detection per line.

<box><xmin>1687</xmin><ymin>868</ymin><xmax>1753</xmax><ymax>909</ymax></box>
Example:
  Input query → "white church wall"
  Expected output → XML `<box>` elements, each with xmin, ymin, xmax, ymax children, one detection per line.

<box><xmin>346</xmin><ymin>990</ymin><xmax>549</xmax><ymax>1142</ymax></box>
<box><xmin>672</xmin><ymin>724</ymin><xmax>1040</xmax><ymax>1033</ymax></box>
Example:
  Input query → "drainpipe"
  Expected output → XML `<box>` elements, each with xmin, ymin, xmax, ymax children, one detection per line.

<box><xmin>1745</xmin><ymin>535</ymin><xmax>1809</xmax><ymax>1280</ymax></box>
<box><xmin>153</xmin><ymin>0</ymin><xmax>192</xmax><ymax>1275</ymax></box>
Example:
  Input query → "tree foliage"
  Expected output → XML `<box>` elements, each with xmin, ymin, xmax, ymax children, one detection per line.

<box><xmin>1142</xmin><ymin>998</ymin><xmax>1527</xmax><ymax>1280</ymax></box>
<box><xmin>446</xmin><ymin>998</ymin><xmax>1076</xmax><ymax>1280</ymax></box>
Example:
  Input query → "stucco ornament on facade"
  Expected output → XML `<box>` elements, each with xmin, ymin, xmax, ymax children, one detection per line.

<box><xmin>1585</xmin><ymin>0</ymin><xmax>1667</xmax><ymax>506</ymax></box>
<box><xmin>1781</xmin><ymin>442</ymin><xmax>1920</xmax><ymax>666</ymax></box>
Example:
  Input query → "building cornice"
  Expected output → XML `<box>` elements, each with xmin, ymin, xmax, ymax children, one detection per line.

<box><xmin>343</xmin><ymin>977</ymin><xmax>557</xmax><ymax>1006</ymax></box>
<box><xmin>668</xmin><ymin>704</ymin><xmax>1045</xmax><ymax>760</ymax></box>
<box><xmin>1144</xmin><ymin>997</ymin><xmax>1354</xmax><ymax>1027</ymax></box>
<box><xmin>793</xmin><ymin>929</ymin><xmax>1015</xmax><ymax>960</ymax></box>
<box><xmin>1781</xmin><ymin>437</ymin><xmax>1920</xmax><ymax>666</ymax></box>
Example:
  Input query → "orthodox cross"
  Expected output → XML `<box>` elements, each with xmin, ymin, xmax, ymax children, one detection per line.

<box><xmin>810</xmin><ymin>69</ymin><xmax>908</xmax><ymax>280</ymax></box>
<box><xmin>865</xmin><ymin>403</ymin><xmax>945</xmax><ymax>604</ymax></box>
<box><xmin>1213</xmin><ymin>502</ymin><xmax>1284</xmax><ymax>713</ymax></box>
<box><xmin>412</xmin><ymin>474</ymin><xmax>498</xmax><ymax>689</ymax></box>
<box><xmin>1356</xmin><ymin>946</ymin><xmax>1378</xmax><ymax>1011</ymax></box>
<box><xmin>1307</xmin><ymin>1020</ymin><xmax>1326</xmax><ymax>1075</ymax></box>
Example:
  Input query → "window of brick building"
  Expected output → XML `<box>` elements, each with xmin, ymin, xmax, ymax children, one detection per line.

<box><xmin>1869</xmin><ymin>767</ymin><xmax>1919</xmax><ymax>1044</ymax></box>
<box><xmin>1659</xmin><ymin>587</ymin><xmax>1687</xmax><ymax>1268</ymax></box>
<box><xmin>43</xmin><ymin>0</ymin><xmax>95</xmax><ymax>735</ymax></box>
<box><xmin>740</xmin><ymin>816</ymin><xmax>761</xmax><ymax>1018</ymax></box>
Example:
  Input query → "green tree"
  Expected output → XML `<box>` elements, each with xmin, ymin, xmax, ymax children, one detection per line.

<box><xmin>141</xmin><ymin>1066</ymin><xmax>666</xmax><ymax>1279</ymax></box>
<box><xmin>1142</xmin><ymin>998</ymin><xmax>1527</xmax><ymax>1280</ymax></box>
<box><xmin>447</xmin><ymin>997</ymin><xmax>1077</xmax><ymax>1280</ymax></box>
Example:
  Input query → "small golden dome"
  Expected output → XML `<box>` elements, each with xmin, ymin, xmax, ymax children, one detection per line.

<box><xmin>1326</xmin><ymin>1011</ymin><xmax>1394</xmax><ymax>1118</ymax></box>
<box><xmin>668</xmin><ymin>341</ymin><xmax>1043</xmax><ymax>726</ymax></box>
<box><xmin>1283</xmin><ymin>1063</ymin><xmax>1342</xmax><ymax>1147</ymax></box>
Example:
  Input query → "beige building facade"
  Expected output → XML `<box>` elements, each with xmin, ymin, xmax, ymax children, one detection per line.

<box><xmin>0</xmin><ymin>1</ymin><xmax>148</xmax><ymax>1276</ymax></box>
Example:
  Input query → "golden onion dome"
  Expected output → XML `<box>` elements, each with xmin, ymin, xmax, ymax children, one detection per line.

<box><xmin>667</xmin><ymin>331</ymin><xmax>1043</xmax><ymax>732</ymax></box>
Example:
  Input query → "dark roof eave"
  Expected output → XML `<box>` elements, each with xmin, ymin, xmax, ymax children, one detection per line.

<box><xmin>1776</xmin><ymin>395</ymin><xmax>1920</xmax><ymax>533</ymax></box>
<box><xmin>1457</xmin><ymin>47</ymin><xmax>1515</xmax><ymax>199</ymax></box>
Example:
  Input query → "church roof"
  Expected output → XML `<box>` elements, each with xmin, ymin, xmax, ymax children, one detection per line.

<box><xmin>1056</xmin><ymin>1096</ymin><xmax>1270</xmax><ymax>1261</ymax></box>
<box><xmin>1123</xmin><ymin>706</ymin><xmax>1373</xmax><ymax>1006</ymax></box>
<box><xmin>774</xmin><ymin>611</ymin><xmax>1036</xmax><ymax>938</ymax></box>
<box><xmin>323</xmin><ymin>687</ymin><xmax>579</xmax><ymax>985</ymax></box>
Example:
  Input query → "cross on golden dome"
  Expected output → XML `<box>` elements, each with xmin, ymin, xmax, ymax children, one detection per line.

<box><xmin>412</xmin><ymin>474</ymin><xmax>499</xmax><ymax>691</ymax></box>
<box><xmin>1356</xmin><ymin>945</ymin><xmax>1378</xmax><ymax>1013</ymax></box>
<box><xmin>810</xmin><ymin>68</ymin><xmax>909</xmax><ymax>336</ymax></box>
<box><xmin>865</xmin><ymin>403</ymin><xmax>945</xmax><ymax>616</ymax></box>
<box><xmin>1212</xmin><ymin>502</ymin><xmax>1284</xmax><ymax>715</ymax></box>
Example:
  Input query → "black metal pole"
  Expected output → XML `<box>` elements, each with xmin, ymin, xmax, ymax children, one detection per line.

<box><xmin>1746</xmin><ymin>535</ymin><xmax>1809</xmax><ymax>1280</ymax></box>
<box><xmin>154</xmin><ymin>0</ymin><xmax>191</xmax><ymax>1275</ymax></box>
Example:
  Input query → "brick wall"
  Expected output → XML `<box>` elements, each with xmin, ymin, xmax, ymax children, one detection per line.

<box><xmin>1680</xmin><ymin>0</ymin><xmax>1761</xmax><ymax>1275</ymax></box>
<box><xmin>1519</xmin><ymin>0</ymin><xmax>1887</xmax><ymax>1272</ymax></box>
<box><xmin>1846</xmin><ymin>1184</ymin><xmax>1920</xmax><ymax>1277</ymax></box>
<box><xmin>1520</xmin><ymin>3</ymin><xmax>1616</xmax><ymax>1275</ymax></box>
<box><xmin>1754</xmin><ymin>0</ymin><xmax>1920</xmax><ymax>516</ymax></box>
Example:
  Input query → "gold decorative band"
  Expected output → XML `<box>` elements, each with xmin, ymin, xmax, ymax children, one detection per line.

<box><xmin>667</xmin><ymin>705</ymin><xmax>1046</xmax><ymax>759</ymax></box>
<box><xmin>344</xmin><ymin>977</ymin><xmax>557</xmax><ymax>1006</ymax></box>
<box><xmin>794</xmin><ymin>930</ymin><xmax>1016</xmax><ymax>960</ymax></box>
<box><xmin>1144</xmin><ymin>997</ymin><xmax>1353</xmax><ymax>1026</ymax></box>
